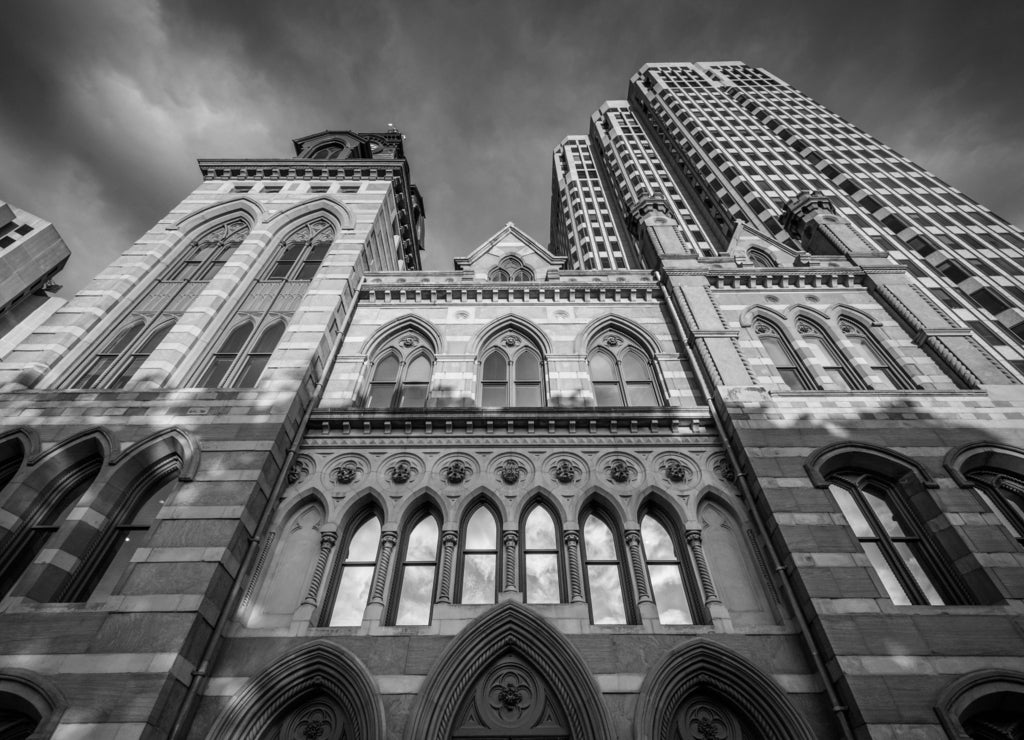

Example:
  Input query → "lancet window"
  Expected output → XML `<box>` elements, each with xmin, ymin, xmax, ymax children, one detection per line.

<box><xmin>487</xmin><ymin>255</ymin><xmax>534</xmax><ymax>282</ymax></box>
<box><xmin>581</xmin><ymin>510</ymin><xmax>629</xmax><ymax>624</ymax></box>
<box><xmin>588</xmin><ymin>333</ymin><xmax>662</xmax><ymax>406</ymax></box>
<box><xmin>393</xmin><ymin>512</ymin><xmax>440</xmax><ymax>625</ymax></box>
<box><xmin>828</xmin><ymin>474</ymin><xmax>952</xmax><ymax>605</ymax></box>
<box><xmin>838</xmin><ymin>317</ymin><xmax>918</xmax><ymax>390</ymax></box>
<box><xmin>479</xmin><ymin>335</ymin><xmax>545</xmax><ymax>407</ymax></box>
<box><xmin>753</xmin><ymin>318</ymin><xmax>817</xmax><ymax>390</ymax></box>
<box><xmin>323</xmin><ymin>513</ymin><xmax>381</xmax><ymax>626</ymax></box>
<box><xmin>521</xmin><ymin>504</ymin><xmax>562</xmax><ymax>604</ymax></box>
<box><xmin>458</xmin><ymin>506</ymin><xmax>499</xmax><ymax>604</ymax></box>
<box><xmin>796</xmin><ymin>318</ymin><xmax>863</xmax><ymax>390</ymax></box>
<box><xmin>364</xmin><ymin>335</ymin><xmax>434</xmax><ymax>408</ymax></box>
<box><xmin>198</xmin><ymin>320</ymin><xmax>286</xmax><ymax>388</ymax></box>
<box><xmin>968</xmin><ymin>470</ymin><xmax>1024</xmax><ymax>548</ymax></box>
<box><xmin>640</xmin><ymin>512</ymin><xmax>699</xmax><ymax>624</ymax></box>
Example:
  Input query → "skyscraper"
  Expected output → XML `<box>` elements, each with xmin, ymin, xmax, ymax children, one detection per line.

<box><xmin>1</xmin><ymin>64</ymin><xmax>1023</xmax><ymax>740</ymax></box>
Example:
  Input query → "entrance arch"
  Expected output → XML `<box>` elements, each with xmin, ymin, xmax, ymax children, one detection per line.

<box><xmin>405</xmin><ymin>601</ymin><xmax>614</xmax><ymax>740</ymax></box>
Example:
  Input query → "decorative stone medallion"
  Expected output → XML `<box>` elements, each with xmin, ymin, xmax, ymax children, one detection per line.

<box><xmin>605</xmin><ymin>458</ymin><xmax>637</xmax><ymax>485</ymax></box>
<box><xmin>287</xmin><ymin>456</ymin><xmax>313</xmax><ymax>486</ymax></box>
<box><xmin>331</xmin><ymin>463</ymin><xmax>359</xmax><ymax>486</ymax></box>
<box><xmin>708</xmin><ymin>453</ymin><xmax>736</xmax><ymax>483</ymax></box>
<box><xmin>399</xmin><ymin>334</ymin><xmax>420</xmax><ymax>348</ymax></box>
<box><xmin>443</xmin><ymin>459</ymin><xmax>472</xmax><ymax>485</ymax></box>
<box><xmin>389</xmin><ymin>460</ymin><xmax>415</xmax><ymax>485</ymax></box>
<box><xmin>497</xmin><ymin>458</ymin><xmax>525</xmax><ymax>485</ymax></box>
<box><xmin>661</xmin><ymin>458</ymin><xmax>694</xmax><ymax>484</ymax></box>
<box><xmin>501</xmin><ymin>333</ymin><xmax>522</xmax><ymax>348</ymax></box>
<box><xmin>551</xmin><ymin>458</ymin><xmax>582</xmax><ymax>485</ymax></box>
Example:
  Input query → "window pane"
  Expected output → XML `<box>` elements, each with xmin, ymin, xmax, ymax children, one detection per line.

<box><xmin>620</xmin><ymin>351</ymin><xmax>651</xmax><ymax>380</ymax></box>
<box><xmin>823</xmin><ymin>368</ymin><xmax>851</xmax><ymax>390</ymax></box>
<box><xmin>268</xmin><ymin>261</ymin><xmax>292</xmax><ymax>279</ymax></box>
<box><xmin>862</xmin><ymin>541</ymin><xmax>911</xmax><ymax>605</ymax></box>
<box><xmin>89</xmin><ymin>528</ymin><xmax>143</xmax><ymax>600</ymax></box>
<box><xmin>589</xmin><ymin>352</ymin><xmax>616</xmax><ymax>382</ymax></box>
<box><xmin>199</xmin><ymin>357</ymin><xmax>234</xmax><ymax>387</ymax></box>
<box><xmin>278</xmin><ymin>241</ymin><xmax>304</xmax><ymax>261</ymax></box>
<box><xmin>862</xmin><ymin>490</ymin><xmax>906</xmax><ymax>537</ymax></box>
<box><xmin>760</xmin><ymin>335</ymin><xmax>792</xmax><ymax>368</ymax></box>
<box><xmin>584</xmin><ymin>516</ymin><xmax>616</xmax><ymax>560</ymax></box>
<box><xmin>777</xmin><ymin>368</ymin><xmax>806</xmax><ymax>390</ymax></box>
<box><xmin>648</xmin><ymin>564</ymin><xmax>692</xmax><ymax>624</ymax></box>
<box><xmin>587</xmin><ymin>564</ymin><xmax>626</xmax><ymax>623</ymax></box>
<box><xmin>895</xmin><ymin>542</ymin><xmax>944</xmax><ymax>605</ymax></box>
<box><xmin>850</xmin><ymin>335</ymin><xmax>885</xmax><ymax>366</ymax></box>
<box><xmin>525</xmin><ymin>553</ymin><xmax>559</xmax><ymax>603</ymax></box>
<box><xmin>253</xmin><ymin>323</ymin><xmax>285</xmax><ymax>354</ymax></box>
<box><xmin>372</xmin><ymin>355</ymin><xmax>400</xmax><ymax>383</ymax></box>
<box><xmin>129</xmin><ymin>480</ymin><xmax>173</xmax><ymax>526</ymax></box>
<box><xmin>108</xmin><ymin>356</ymin><xmax>145</xmax><ymax>389</ymax></box>
<box><xmin>514</xmin><ymin>383</ymin><xmax>542</xmax><ymax>407</ymax></box>
<box><xmin>347</xmin><ymin>518</ymin><xmax>381</xmax><ymax>561</ymax></box>
<box><xmin>406</xmin><ymin>517</ymin><xmax>438</xmax><ymax>561</ymax></box>
<box><xmin>396</xmin><ymin>564</ymin><xmax>435</xmax><ymax>625</ymax></box>
<box><xmin>306</xmin><ymin>241</ymin><xmax>330</xmax><ymax>263</ymax></box>
<box><xmin>220</xmin><ymin>322</ymin><xmax>254</xmax><ymax>354</ymax></box>
<box><xmin>641</xmin><ymin>517</ymin><xmax>676</xmax><ymax>560</ymax></box>
<box><xmin>625</xmin><ymin>382</ymin><xmax>658</xmax><ymax>406</ymax></box>
<box><xmin>406</xmin><ymin>356</ymin><xmax>432</xmax><ymax>383</ymax></box>
<box><xmin>233</xmin><ymin>355</ymin><xmax>270</xmax><ymax>388</ymax></box>
<box><xmin>399</xmin><ymin>384</ymin><xmax>428</xmax><ymax>407</ymax></box>
<box><xmin>976</xmin><ymin>489</ymin><xmax>1022</xmax><ymax>537</ymax></box>
<box><xmin>104</xmin><ymin>322</ymin><xmax>144</xmax><ymax>353</ymax></box>
<box><xmin>482</xmin><ymin>384</ymin><xmax>507</xmax><ymax>407</ymax></box>
<box><xmin>594</xmin><ymin>383</ymin><xmax>624</xmax><ymax>406</ymax></box>
<box><xmin>295</xmin><ymin>261</ymin><xmax>320</xmax><ymax>280</ymax></box>
<box><xmin>138</xmin><ymin>323</ymin><xmax>174</xmax><ymax>354</ymax></box>
<box><xmin>514</xmin><ymin>351</ymin><xmax>541</xmax><ymax>382</ymax></box>
<box><xmin>525</xmin><ymin>507</ymin><xmax>556</xmax><ymax>549</ymax></box>
<box><xmin>329</xmin><ymin>565</ymin><xmax>373</xmax><ymax>626</ymax></box>
<box><xmin>483</xmin><ymin>352</ymin><xmax>506</xmax><ymax>381</ymax></box>
<box><xmin>461</xmin><ymin>553</ymin><xmax>496</xmax><ymax>604</ymax></box>
<box><xmin>78</xmin><ymin>357</ymin><xmax>114</xmax><ymax>387</ymax></box>
<box><xmin>465</xmin><ymin>508</ymin><xmax>496</xmax><ymax>549</ymax></box>
<box><xmin>830</xmin><ymin>485</ymin><xmax>873</xmax><ymax>538</ymax></box>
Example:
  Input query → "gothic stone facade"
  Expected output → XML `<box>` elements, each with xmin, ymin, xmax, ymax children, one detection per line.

<box><xmin>0</xmin><ymin>130</ymin><xmax>1022</xmax><ymax>740</ymax></box>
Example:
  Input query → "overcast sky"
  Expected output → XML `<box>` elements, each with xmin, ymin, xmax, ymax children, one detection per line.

<box><xmin>1</xmin><ymin>0</ymin><xmax>1022</xmax><ymax>296</ymax></box>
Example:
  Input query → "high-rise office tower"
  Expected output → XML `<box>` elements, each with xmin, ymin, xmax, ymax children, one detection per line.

<box><xmin>553</xmin><ymin>61</ymin><xmax>1024</xmax><ymax>375</ymax></box>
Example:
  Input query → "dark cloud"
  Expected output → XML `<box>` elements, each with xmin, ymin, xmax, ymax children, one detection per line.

<box><xmin>1</xmin><ymin>0</ymin><xmax>1021</xmax><ymax>296</ymax></box>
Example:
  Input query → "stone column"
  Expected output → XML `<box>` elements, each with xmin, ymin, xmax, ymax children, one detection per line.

<box><xmin>437</xmin><ymin>530</ymin><xmax>458</xmax><ymax>603</ymax></box>
<box><xmin>502</xmin><ymin>530</ymin><xmax>519</xmax><ymax>592</ymax></box>
<box><xmin>625</xmin><ymin>529</ymin><xmax>653</xmax><ymax>604</ymax></box>
<box><xmin>301</xmin><ymin>524</ymin><xmax>338</xmax><ymax>607</ymax></box>
<box><xmin>564</xmin><ymin>529</ymin><xmax>585</xmax><ymax>603</ymax></box>
<box><xmin>686</xmin><ymin>529</ymin><xmax>720</xmax><ymax>605</ymax></box>
<box><xmin>368</xmin><ymin>531</ymin><xmax>398</xmax><ymax>606</ymax></box>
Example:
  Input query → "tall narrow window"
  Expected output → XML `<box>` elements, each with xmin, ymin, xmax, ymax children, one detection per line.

<box><xmin>753</xmin><ymin>319</ymin><xmax>816</xmax><ymax>390</ymax></box>
<box><xmin>107</xmin><ymin>320</ymin><xmax>176</xmax><ymax>390</ymax></box>
<box><xmin>198</xmin><ymin>321</ymin><xmax>253</xmax><ymax>387</ymax></box>
<box><xmin>747</xmin><ymin>247</ymin><xmax>776</xmax><ymax>267</ymax></box>
<box><xmin>478</xmin><ymin>337</ymin><xmax>546</xmax><ymax>407</ymax></box>
<box><xmin>459</xmin><ymin>506</ymin><xmax>498</xmax><ymax>604</ymax></box>
<box><xmin>266</xmin><ymin>219</ymin><xmax>334</xmax><ymax>281</ymax></box>
<box><xmin>522</xmin><ymin>505</ymin><xmax>561</xmax><ymax>604</ymax></box>
<box><xmin>488</xmin><ymin>256</ymin><xmax>533</xmax><ymax>282</ymax></box>
<box><xmin>839</xmin><ymin>318</ymin><xmax>917</xmax><ymax>390</ymax></box>
<box><xmin>588</xmin><ymin>334</ymin><xmax>662</xmax><ymax>406</ymax></box>
<box><xmin>325</xmin><ymin>515</ymin><xmax>381</xmax><ymax>626</ymax></box>
<box><xmin>197</xmin><ymin>320</ymin><xmax>285</xmax><ymax>388</ymax></box>
<box><xmin>75</xmin><ymin>321</ymin><xmax>144</xmax><ymax>388</ymax></box>
<box><xmin>796</xmin><ymin>319</ymin><xmax>863</xmax><ymax>390</ymax></box>
<box><xmin>395</xmin><ymin>514</ymin><xmax>439</xmax><ymax>625</ymax></box>
<box><xmin>829</xmin><ymin>477</ymin><xmax>948</xmax><ymax>605</ymax></box>
<box><xmin>641</xmin><ymin>514</ymin><xmax>695</xmax><ymax>624</ymax></box>
<box><xmin>969</xmin><ymin>471</ymin><xmax>1024</xmax><ymax>548</ymax></box>
<box><xmin>582</xmin><ymin>512</ymin><xmax>627</xmax><ymax>624</ymax></box>
<box><xmin>0</xmin><ymin>461</ymin><xmax>101</xmax><ymax>599</ymax></box>
<box><xmin>234</xmin><ymin>321</ymin><xmax>285</xmax><ymax>387</ymax></box>
<box><xmin>168</xmin><ymin>218</ymin><xmax>248</xmax><ymax>281</ymax></box>
<box><xmin>364</xmin><ymin>342</ymin><xmax>434</xmax><ymax>409</ymax></box>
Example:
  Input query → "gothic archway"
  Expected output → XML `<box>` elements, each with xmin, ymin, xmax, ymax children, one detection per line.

<box><xmin>404</xmin><ymin>600</ymin><xmax>614</xmax><ymax>740</ymax></box>
<box><xmin>634</xmin><ymin>639</ymin><xmax>816</xmax><ymax>740</ymax></box>
<box><xmin>206</xmin><ymin>640</ymin><xmax>384</xmax><ymax>740</ymax></box>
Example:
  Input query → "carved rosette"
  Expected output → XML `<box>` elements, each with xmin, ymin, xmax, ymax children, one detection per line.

<box><xmin>494</xmin><ymin>457</ymin><xmax>529</xmax><ymax>487</ymax></box>
<box><xmin>550</xmin><ymin>458</ymin><xmax>582</xmax><ymax>485</ymax></box>
<box><xmin>603</xmin><ymin>458</ymin><xmax>638</xmax><ymax>485</ymax></box>
<box><xmin>279</xmin><ymin>699</ymin><xmax>344</xmax><ymax>740</ymax></box>
<box><xmin>442</xmin><ymin>459</ymin><xmax>473</xmax><ymax>486</ymax></box>
<box><xmin>452</xmin><ymin>658</ymin><xmax>568</xmax><ymax>736</ymax></box>
<box><xmin>708</xmin><ymin>453</ymin><xmax>736</xmax><ymax>483</ymax></box>
<box><xmin>660</xmin><ymin>457</ymin><xmax>694</xmax><ymax>485</ymax></box>
<box><xmin>603</xmin><ymin>333</ymin><xmax>623</xmax><ymax>347</ymax></box>
<box><xmin>399</xmin><ymin>333</ymin><xmax>420</xmax><ymax>348</ymax></box>
<box><xmin>678</xmin><ymin>699</ymin><xmax>743</xmax><ymax>740</ymax></box>
<box><xmin>500</xmin><ymin>333</ymin><xmax>522</xmax><ymax>348</ymax></box>
<box><xmin>287</xmin><ymin>456</ymin><xmax>314</xmax><ymax>486</ymax></box>
<box><xmin>330</xmin><ymin>460</ymin><xmax>362</xmax><ymax>486</ymax></box>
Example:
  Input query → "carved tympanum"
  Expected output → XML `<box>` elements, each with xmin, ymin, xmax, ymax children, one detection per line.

<box><xmin>452</xmin><ymin>657</ymin><xmax>568</xmax><ymax>738</ymax></box>
<box><xmin>278</xmin><ymin>698</ymin><xmax>346</xmax><ymax>740</ymax></box>
<box><xmin>676</xmin><ymin>697</ymin><xmax>750</xmax><ymax>740</ymax></box>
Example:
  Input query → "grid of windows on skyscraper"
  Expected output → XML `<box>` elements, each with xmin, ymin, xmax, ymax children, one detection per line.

<box><xmin>552</xmin><ymin>61</ymin><xmax>1024</xmax><ymax>377</ymax></box>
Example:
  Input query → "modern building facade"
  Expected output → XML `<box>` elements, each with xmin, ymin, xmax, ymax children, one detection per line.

<box><xmin>0</xmin><ymin>63</ymin><xmax>1023</xmax><ymax>740</ymax></box>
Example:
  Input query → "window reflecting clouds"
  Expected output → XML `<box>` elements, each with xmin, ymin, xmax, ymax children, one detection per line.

<box><xmin>461</xmin><ymin>507</ymin><xmax>497</xmax><ymax>604</ymax></box>
<box><xmin>396</xmin><ymin>516</ymin><xmax>438</xmax><ymax>624</ymax></box>
<box><xmin>329</xmin><ymin>516</ymin><xmax>380</xmax><ymax>626</ymax></box>
<box><xmin>583</xmin><ymin>515</ymin><xmax>626</xmax><ymax>624</ymax></box>
<box><xmin>524</xmin><ymin>506</ymin><xmax>560</xmax><ymax>603</ymax></box>
<box><xmin>641</xmin><ymin>515</ymin><xmax>693</xmax><ymax>624</ymax></box>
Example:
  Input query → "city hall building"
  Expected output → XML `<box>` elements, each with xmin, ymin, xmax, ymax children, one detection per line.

<box><xmin>0</xmin><ymin>63</ymin><xmax>1023</xmax><ymax>740</ymax></box>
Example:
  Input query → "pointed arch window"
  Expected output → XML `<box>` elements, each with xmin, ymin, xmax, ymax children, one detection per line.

<box><xmin>106</xmin><ymin>320</ymin><xmax>176</xmax><ymax>390</ymax></box>
<box><xmin>75</xmin><ymin>320</ymin><xmax>145</xmax><ymax>388</ymax></box>
<box><xmin>522</xmin><ymin>504</ymin><xmax>562</xmax><ymax>604</ymax></box>
<box><xmin>839</xmin><ymin>317</ymin><xmax>917</xmax><ymax>390</ymax></box>
<box><xmin>167</xmin><ymin>218</ymin><xmax>249</xmax><ymax>281</ymax></box>
<box><xmin>968</xmin><ymin>470</ymin><xmax>1024</xmax><ymax>548</ymax></box>
<box><xmin>0</xmin><ymin>459</ymin><xmax>101</xmax><ymax>599</ymax></box>
<box><xmin>364</xmin><ymin>338</ymin><xmax>434</xmax><ymax>408</ymax></box>
<box><xmin>828</xmin><ymin>475</ymin><xmax>952</xmax><ymax>605</ymax></box>
<box><xmin>394</xmin><ymin>513</ymin><xmax>440</xmax><ymax>625</ymax></box>
<box><xmin>640</xmin><ymin>512</ymin><xmax>698</xmax><ymax>624</ymax></box>
<box><xmin>266</xmin><ymin>219</ymin><xmax>334</xmax><ymax>281</ymax></box>
<box><xmin>753</xmin><ymin>318</ymin><xmax>816</xmax><ymax>390</ymax></box>
<box><xmin>480</xmin><ymin>338</ymin><xmax>546</xmax><ymax>407</ymax></box>
<box><xmin>324</xmin><ymin>514</ymin><xmax>381</xmax><ymax>626</ymax></box>
<box><xmin>197</xmin><ymin>319</ymin><xmax>285</xmax><ymax>388</ymax></box>
<box><xmin>581</xmin><ymin>511</ymin><xmax>629</xmax><ymax>624</ymax></box>
<box><xmin>796</xmin><ymin>318</ymin><xmax>863</xmax><ymax>390</ymax></box>
<box><xmin>488</xmin><ymin>256</ymin><xmax>534</xmax><ymax>282</ymax></box>
<box><xmin>747</xmin><ymin>247</ymin><xmax>776</xmax><ymax>267</ymax></box>
<box><xmin>588</xmin><ymin>335</ymin><xmax>662</xmax><ymax>406</ymax></box>
<box><xmin>459</xmin><ymin>506</ymin><xmax>498</xmax><ymax>604</ymax></box>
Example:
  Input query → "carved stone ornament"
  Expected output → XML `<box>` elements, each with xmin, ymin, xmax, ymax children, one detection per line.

<box><xmin>838</xmin><ymin>318</ymin><xmax>856</xmax><ymax>335</ymax></box>
<box><xmin>496</xmin><ymin>458</ymin><xmax>526</xmax><ymax>486</ymax></box>
<box><xmin>331</xmin><ymin>463</ymin><xmax>359</xmax><ymax>486</ymax></box>
<box><xmin>603</xmin><ymin>333</ymin><xmax>623</xmax><ymax>347</ymax></box>
<box><xmin>279</xmin><ymin>699</ymin><xmax>343</xmax><ymax>740</ymax></box>
<box><xmin>389</xmin><ymin>460</ymin><xmax>415</xmax><ymax>485</ymax></box>
<box><xmin>399</xmin><ymin>334</ymin><xmax>420</xmax><ymax>348</ymax></box>
<box><xmin>752</xmin><ymin>320</ymin><xmax>771</xmax><ymax>335</ymax></box>
<box><xmin>605</xmin><ymin>458</ymin><xmax>637</xmax><ymax>485</ymax></box>
<box><xmin>500</xmin><ymin>333</ymin><xmax>522</xmax><ymax>348</ymax></box>
<box><xmin>709</xmin><ymin>453</ymin><xmax>736</xmax><ymax>483</ymax></box>
<box><xmin>287</xmin><ymin>457</ymin><xmax>313</xmax><ymax>486</ymax></box>
<box><xmin>678</xmin><ymin>699</ymin><xmax>744</xmax><ymax>740</ymax></box>
<box><xmin>551</xmin><ymin>458</ymin><xmax>581</xmax><ymax>485</ymax></box>
<box><xmin>795</xmin><ymin>319</ymin><xmax>815</xmax><ymax>335</ymax></box>
<box><xmin>661</xmin><ymin>458</ymin><xmax>694</xmax><ymax>484</ymax></box>
<box><xmin>443</xmin><ymin>459</ymin><xmax>471</xmax><ymax>485</ymax></box>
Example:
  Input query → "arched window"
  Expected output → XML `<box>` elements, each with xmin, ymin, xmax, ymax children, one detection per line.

<box><xmin>839</xmin><ymin>317</ymin><xmax>917</xmax><ymax>390</ymax></box>
<box><xmin>197</xmin><ymin>320</ymin><xmax>285</xmax><ymax>388</ymax></box>
<box><xmin>0</xmin><ymin>460</ymin><xmax>102</xmax><ymax>599</ymax></box>
<box><xmin>488</xmin><ymin>256</ymin><xmax>533</xmax><ymax>282</ymax></box>
<box><xmin>198</xmin><ymin>321</ymin><xmax>253</xmax><ymax>387</ymax></box>
<box><xmin>266</xmin><ymin>219</ymin><xmax>334</xmax><ymax>281</ymax></box>
<box><xmin>364</xmin><ymin>345</ymin><xmax>434</xmax><ymax>409</ymax></box>
<box><xmin>581</xmin><ymin>510</ymin><xmax>628</xmax><ymax>624</ymax></box>
<box><xmin>521</xmin><ymin>504</ymin><xmax>562</xmax><ymax>604</ymax></box>
<box><xmin>394</xmin><ymin>513</ymin><xmax>440</xmax><ymax>625</ymax></box>
<box><xmin>107</xmin><ymin>320</ymin><xmax>176</xmax><ymax>390</ymax></box>
<box><xmin>310</xmin><ymin>144</ymin><xmax>346</xmax><ymax>159</ymax></box>
<box><xmin>968</xmin><ymin>470</ymin><xmax>1024</xmax><ymax>548</ymax></box>
<box><xmin>828</xmin><ymin>475</ymin><xmax>950</xmax><ymax>605</ymax></box>
<box><xmin>76</xmin><ymin>321</ymin><xmax>144</xmax><ymax>388</ymax></box>
<box><xmin>324</xmin><ymin>514</ymin><xmax>381</xmax><ymax>626</ymax></box>
<box><xmin>0</xmin><ymin>438</ymin><xmax>26</xmax><ymax>492</ymax></box>
<box><xmin>640</xmin><ymin>512</ymin><xmax>698</xmax><ymax>624</ymax></box>
<box><xmin>960</xmin><ymin>691</ymin><xmax>1024</xmax><ymax>739</ymax></box>
<box><xmin>753</xmin><ymin>318</ymin><xmax>816</xmax><ymax>390</ymax></box>
<box><xmin>168</xmin><ymin>218</ymin><xmax>248</xmax><ymax>281</ymax></box>
<box><xmin>747</xmin><ymin>247</ymin><xmax>776</xmax><ymax>267</ymax></box>
<box><xmin>479</xmin><ymin>340</ymin><xmax>545</xmax><ymax>407</ymax></box>
<box><xmin>795</xmin><ymin>318</ymin><xmax>863</xmax><ymax>390</ymax></box>
<box><xmin>66</xmin><ymin>469</ymin><xmax>178</xmax><ymax>602</ymax></box>
<box><xmin>588</xmin><ymin>336</ymin><xmax>662</xmax><ymax>406</ymax></box>
<box><xmin>459</xmin><ymin>506</ymin><xmax>498</xmax><ymax>604</ymax></box>
<box><xmin>250</xmin><ymin>502</ymin><xmax>324</xmax><ymax>627</ymax></box>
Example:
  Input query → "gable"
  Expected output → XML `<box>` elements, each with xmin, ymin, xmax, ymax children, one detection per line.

<box><xmin>455</xmin><ymin>222</ymin><xmax>566</xmax><ymax>280</ymax></box>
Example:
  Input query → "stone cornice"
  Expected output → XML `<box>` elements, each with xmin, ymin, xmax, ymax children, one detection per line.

<box><xmin>360</xmin><ymin>282</ymin><xmax>661</xmax><ymax>304</ymax></box>
<box><xmin>196</xmin><ymin>158</ymin><xmax>410</xmax><ymax>183</ymax></box>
